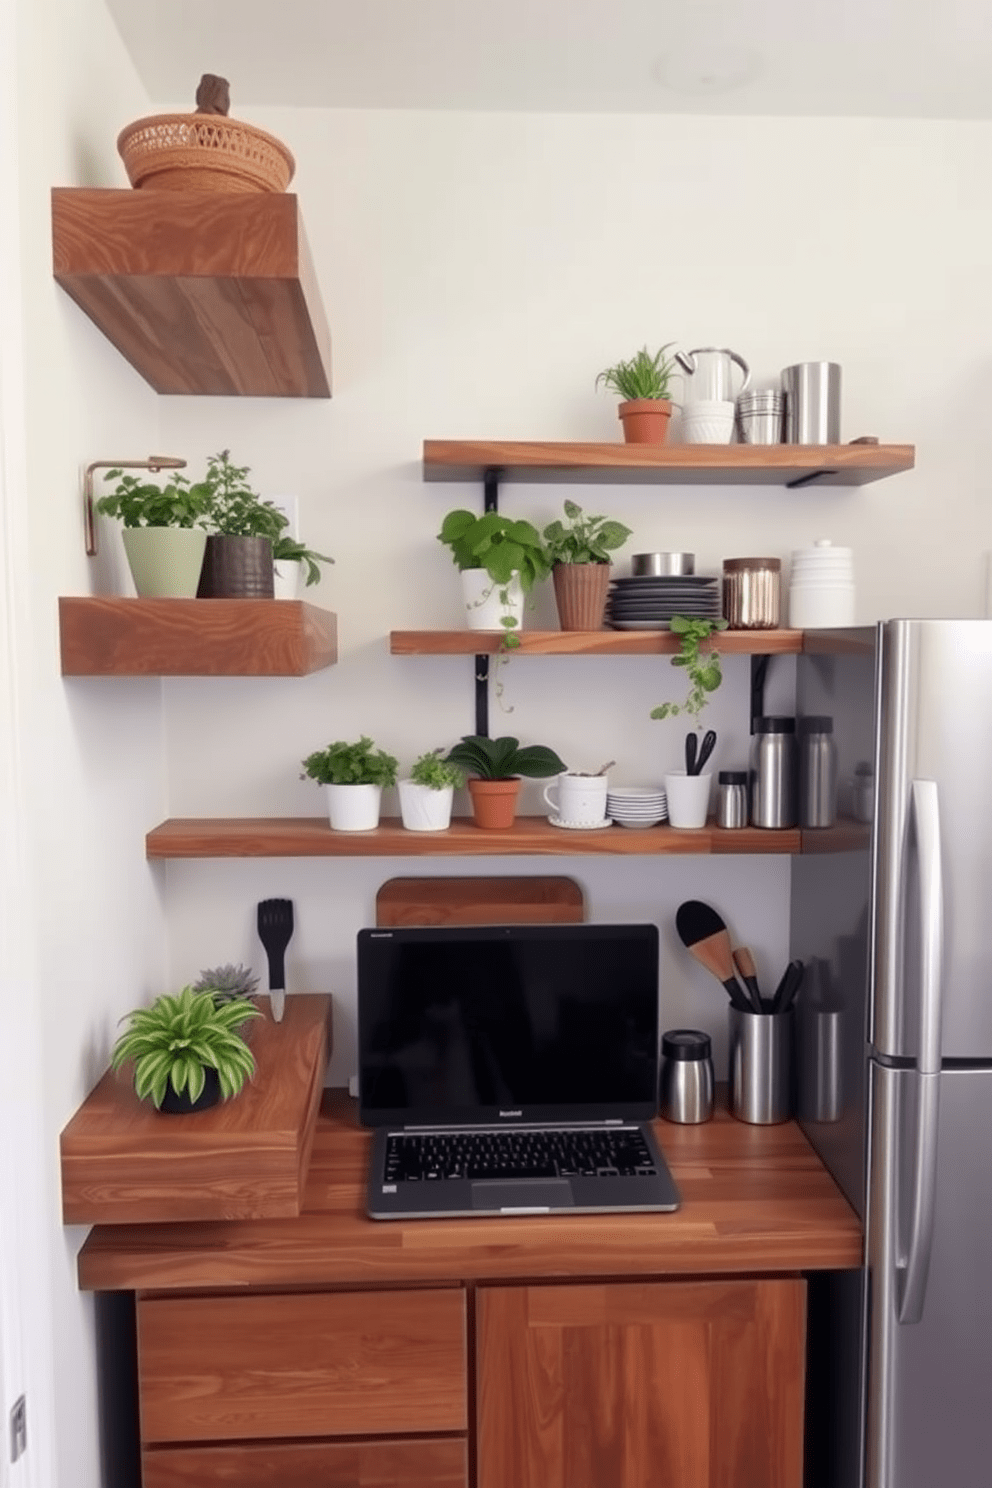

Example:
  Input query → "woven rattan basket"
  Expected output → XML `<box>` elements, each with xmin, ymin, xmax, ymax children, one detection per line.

<box><xmin>117</xmin><ymin>113</ymin><xmax>295</xmax><ymax>194</ymax></box>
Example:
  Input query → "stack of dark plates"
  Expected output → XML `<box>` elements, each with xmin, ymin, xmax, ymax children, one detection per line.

<box><xmin>605</xmin><ymin>574</ymin><xmax>723</xmax><ymax>630</ymax></box>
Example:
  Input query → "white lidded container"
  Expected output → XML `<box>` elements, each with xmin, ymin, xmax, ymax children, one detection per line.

<box><xmin>788</xmin><ymin>539</ymin><xmax>855</xmax><ymax>628</ymax></box>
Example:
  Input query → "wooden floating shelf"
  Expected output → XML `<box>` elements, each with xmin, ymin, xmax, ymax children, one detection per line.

<box><xmin>423</xmin><ymin>439</ymin><xmax>915</xmax><ymax>487</ymax></box>
<box><xmin>390</xmin><ymin>628</ymin><xmax>804</xmax><ymax>656</ymax></box>
<box><xmin>52</xmin><ymin>188</ymin><xmax>332</xmax><ymax>397</ymax></box>
<box><xmin>59</xmin><ymin>598</ymin><xmax>338</xmax><ymax>676</ymax></box>
<box><xmin>143</xmin><ymin>815</ymin><xmax>836</xmax><ymax>859</ymax></box>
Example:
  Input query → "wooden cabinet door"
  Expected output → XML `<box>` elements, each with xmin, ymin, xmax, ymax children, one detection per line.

<box><xmin>142</xmin><ymin>1438</ymin><xmax>468</xmax><ymax>1488</ymax></box>
<box><xmin>477</xmin><ymin>1278</ymin><xmax>806</xmax><ymax>1488</ymax></box>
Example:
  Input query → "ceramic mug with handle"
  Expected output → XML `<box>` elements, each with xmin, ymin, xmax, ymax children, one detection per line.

<box><xmin>543</xmin><ymin>772</ymin><xmax>609</xmax><ymax>826</ymax></box>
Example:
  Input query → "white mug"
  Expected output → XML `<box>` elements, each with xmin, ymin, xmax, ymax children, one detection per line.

<box><xmin>543</xmin><ymin>773</ymin><xmax>608</xmax><ymax>825</ymax></box>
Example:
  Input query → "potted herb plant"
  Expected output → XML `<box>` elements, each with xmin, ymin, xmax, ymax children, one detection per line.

<box><xmin>650</xmin><ymin>616</ymin><xmax>728</xmax><ymax>828</ymax></box>
<box><xmin>94</xmin><ymin>468</ymin><xmax>210</xmax><ymax>598</ymax></box>
<box><xmin>443</xmin><ymin>735</ymin><xmax>567</xmax><ymax>830</ymax></box>
<box><xmin>596</xmin><ymin>343</ymin><xmax>679</xmax><ymax>445</ymax></box>
<box><xmin>438</xmin><ymin>509</ymin><xmax>551</xmax><ymax>646</ymax></box>
<box><xmin>543</xmin><ymin>499</ymin><xmax>633</xmax><ymax>631</ymax></box>
<box><xmin>110</xmin><ymin>986</ymin><xmax>259</xmax><ymax>1114</ymax></box>
<box><xmin>195</xmin><ymin>449</ymin><xmax>289</xmax><ymax>598</ymax></box>
<box><xmin>397</xmin><ymin>749</ymin><xmax>465</xmax><ymax>832</ymax></box>
<box><xmin>301</xmin><ymin>735</ymin><xmax>399</xmax><ymax>831</ymax></box>
<box><xmin>272</xmin><ymin>534</ymin><xmax>335</xmax><ymax>599</ymax></box>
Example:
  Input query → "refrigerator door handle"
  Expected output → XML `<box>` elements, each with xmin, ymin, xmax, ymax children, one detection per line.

<box><xmin>897</xmin><ymin>1072</ymin><xmax>940</xmax><ymax>1325</ymax></box>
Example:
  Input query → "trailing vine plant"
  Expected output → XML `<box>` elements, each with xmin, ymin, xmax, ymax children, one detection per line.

<box><xmin>650</xmin><ymin>616</ymin><xmax>729</xmax><ymax>722</ymax></box>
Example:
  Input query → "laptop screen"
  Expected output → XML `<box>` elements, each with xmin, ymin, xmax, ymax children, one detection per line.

<box><xmin>357</xmin><ymin>923</ymin><xmax>660</xmax><ymax>1128</ymax></box>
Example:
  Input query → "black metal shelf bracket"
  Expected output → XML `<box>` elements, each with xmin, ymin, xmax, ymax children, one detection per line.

<box><xmin>750</xmin><ymin>654</ymin><xmax>771</xmax><ymax>733</ymax></box>
<box><xmin>470</xmin><ymin>468</ymin><xmax>503</xmax><ymax>736</ymax></box>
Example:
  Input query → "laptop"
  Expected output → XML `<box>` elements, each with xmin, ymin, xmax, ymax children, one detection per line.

<box><xmin>357</xmin><ymin>922</ymin><xmax>680</xmax><ymax>1219</ymax></box>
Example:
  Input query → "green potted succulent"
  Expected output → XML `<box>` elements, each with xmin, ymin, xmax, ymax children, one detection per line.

<box><xmin>397</xmin><ymin>749</ymin><xmax>466</xmax><ymax>832</ymax></box>
<box><xmin>596</xmin><ymin>343</ymin><xmax>679</xmax><ymax>445</ymax></box>
<box><xmin>192</xmin><ymin>963</ymin><xmax>260</xmax><ymax>1007</ymax></box>
<box><xmin>443</xmin><ymin>735</ymin><xmax>567</xmax><ymax>830</ymax></box>
<box><xmin>651</xmin><ymin>616</ymin><xmax>728</xmax><ymax>829</ymax></box>
<box><xmin>194</xmin><ymin>449</ymin><xmax>288</xmax><ymax>598</ymax></box>
<box><xmin>543</xmin><ymin>499</ymin><xmax>633</xmax><ymax>631</ymax></box>
<box><xmin>94</xmin><ymin>468</ymin><xmax>210</xmax><ymax>598</ymax></box>
<box><xmin>110</xmin><ymin>986</ymin><xmax>260</xmax><ymax>1114</ymax></box>
<box><xmin>438</xmin><ymin>508</ymin><xmax>551</xmax><ymax>647</ymax></box>
<box><xmin>301</xmin><ymin>735</ymin><xmax>399</xmax><ymax>831</ymax></box>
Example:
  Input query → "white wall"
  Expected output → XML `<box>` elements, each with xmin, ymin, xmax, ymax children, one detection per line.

<box><xmin>157</xmin><ymin>108</ymin><xmax>992</xmax><ymax>1090</ymax></box>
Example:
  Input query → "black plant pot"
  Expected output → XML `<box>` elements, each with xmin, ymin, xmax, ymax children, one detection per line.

<box><xmin>159</xmin><ymin>1066</ymin><xmax>221</xmax><ymax>1115</ymax></box>
<box><xmin>197</xmin><ymin>536</ymin><xmax>274</xmax><ymax>599</ymax></box>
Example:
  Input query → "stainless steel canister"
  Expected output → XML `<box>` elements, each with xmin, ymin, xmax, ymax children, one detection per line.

<box><xmin>750</xmin><ymin>716</ymin><xmax>797</xmax><ymax>828</ymax></box>
<box><xmin>781</xmin><ymin>361</ymin><xmax>842</xmax><ymax>444</ymax></box>
<box><xmin>722</xmin><ymin>557</ymin><xmax>781</xmax><ymax>629</ymax></box>
<box><xmin>736</xmin><ymin>389</ymin><xmax>784</xmax><ymax>445</ymax></box>
<box><xmin>659</xmin><ymin>1030</ymin><xmax>714</xmax><ymax>1124</ymax></box>
<box><xmin>716</xmin><ymin>770</ymin><xmax>748</xmax><ymax>828</ymax></box>
<box><xmin>728</xmin><ymin>1008</ymin><xmax>794</xmax><ymax>1124</ymax></box>
<box><xmin>798</xmin><ymin>715</ymin><xmax>838</xmax><ymax>828</ymax></box>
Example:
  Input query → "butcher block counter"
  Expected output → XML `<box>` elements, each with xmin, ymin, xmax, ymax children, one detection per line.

<box><xmin>78</xmin><ymin>1092</ymin><xmax>861</xmax><ymax>1488</ymax></box>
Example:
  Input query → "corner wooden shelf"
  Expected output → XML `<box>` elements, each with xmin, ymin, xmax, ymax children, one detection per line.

<box><xmin>390</xmin><ymin>628</ymin><xmax>804</xmax><ymax>656</ymax></box>
<box><xmin>423</xmin><ymin>439</ymin><xmax>915</xmax><ymax>487</ymax></box>
<box><xmin>59</xmin><ymin>597</ymin><xmax>337</xmax><ymax>676</ymax></box>
<box><xmin>52</xmin><ymin>188</ymin><xmax>332</xmax><ymax>397</ymax></box>
<box><xmin>59</xmin><ymin>994</ymin><xmax>332</xmax><ymax>1225</ymax></box>
<box><xmin>145</xmin><ymin>815</ymin><xmax>804</xmax><ymax>859</ymax></box>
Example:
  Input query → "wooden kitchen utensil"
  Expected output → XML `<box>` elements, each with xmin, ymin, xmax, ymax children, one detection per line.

<box><xmin>675</xmin><ymin>900</ymin><xmax>754</xmax><ymax>1013</ymax></box>
<box><xmin>733</xmin><ymin>946</ymin><xmax>767</xmax><ymax>1013</ymax></box>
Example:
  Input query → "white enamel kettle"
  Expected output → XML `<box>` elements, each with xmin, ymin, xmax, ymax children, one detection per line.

<box><xmin>675</xmin><ymin>347</ymin><xmax>751</xmax><ymax>404</ymax></box>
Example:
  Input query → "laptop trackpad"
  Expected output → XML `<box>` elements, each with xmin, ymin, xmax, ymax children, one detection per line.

<box><xmin>471</xmin><ymin>1179</ymin><xmax>575</xmax><ymax>1212</ymax></box>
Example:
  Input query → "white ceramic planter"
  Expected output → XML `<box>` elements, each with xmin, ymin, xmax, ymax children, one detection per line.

<box><xmin>324</xmin><ymin>782</ymin><xmax>382</xmax><ymax>832</ymax></box>
<box><xmin>397</xmin><ymin>780</ymin><xmax>454</xmax><ymax>832</ymax></box>
<box><xmin>663</xmin><ymin>770</ymin><xmax>714</xmax><ymax>829</ymax></box>
<box><xmin>461</xmin><ymin>568</ymin><xmax>524</xmax><ymax>633</ymax></box>
<box><xmin>273</xmin><ymin>558</ymin><xmax>305</xmax><ymax>601</ymax></box>
<box><xmin>121</xmin><ymin>527</ymin><xmax>207</xmax><ymax>598</ymax></box>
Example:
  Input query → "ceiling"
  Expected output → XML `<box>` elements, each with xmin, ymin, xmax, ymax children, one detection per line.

<box><xmin>106</xmin><ymin>0</ymin><xmax>992</xmax><ymax>118</ymax></box>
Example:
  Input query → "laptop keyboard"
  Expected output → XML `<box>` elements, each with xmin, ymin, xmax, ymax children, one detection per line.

<box><xmin>384</xmin><ymin>1127</ymin><xmax>659</xmax><ymax>1183</ymax></box>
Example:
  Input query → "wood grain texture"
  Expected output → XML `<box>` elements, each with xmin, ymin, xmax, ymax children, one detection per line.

<box><xmin>51</xmin><ymin>188</ymin><xmax>331</xmax><ymax>397</ymax></box>
<box><xmin>58</xmin><ymin>598</ymin><xmax>337</xmax><ymax>675</ymax></box>
<box><xmin>422</xmin><ymin>439</ymin><xmax>915</xmax><ymax>486</ymax></box>
<box><xmin>60</xmin><ymin>995</ymin><xmax>331</xmax><ymax>1224</ymax></box>
<box><xmin>144</xmin><ymin>815</ymin><xmax>803</xmax><ymax>858</ymax></box>
<box><xmin>137</xmin><ymin>1288</ymin><xmax>467</xmax><ymax>1442</ymax></box>
<box><xmin>77</xmin><ymin>1090</ymin><xmax>862</xmax><ymax>1293</ymax></box>
<box><xmin>375</xmin><ymin>875</ymin><xmax>585</xmax><ymax>925</ymax></box>
<box><xmin>476</xmin><ymin>1278</ymin><xmax>806</xmax><ymax>1488</ymax></box>
<box><xmin>142</xmin><ymin>1438</ymin><xmax>468</xmax><ymax>1488</ymax></box>
<box><xmin>390</xmin><ymin>628</ymin><xmax>804</xmax><ymax>656</ymax></box>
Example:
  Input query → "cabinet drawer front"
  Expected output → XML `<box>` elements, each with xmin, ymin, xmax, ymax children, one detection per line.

<box><xmin>142</xmin><ymin>1438</ymin><xmax>468</xmax><ymax>1487</ymax></box>
<box><xmin>138</xmin><ymin>1289</ymin><xmax>466</xmax><ymax>1443</ymax></box>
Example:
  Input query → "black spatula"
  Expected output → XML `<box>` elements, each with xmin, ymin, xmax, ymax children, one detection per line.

<box><xmin>675</xmin><ymin>899</ymin><xmax>755</xmax><ymax>1013</ymax></box>
<box><xmin>257</xmin><ymin>898</ymin><xmax>294</xmax><ymax>1022</ymax></box>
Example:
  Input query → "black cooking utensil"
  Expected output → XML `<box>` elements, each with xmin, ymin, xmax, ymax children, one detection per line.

<box><xmin>257</xmin><ymin>898</ymin><xmax>294</xmax><ymax>1022</ymax></box>
<box><xmin>685</xmin><ymin>731</ymin><xmax>698</xmax><ymax>776</ymax></box>
<box><xmin>695</xmin><ymin>729</ymin><xmax>717</xmax><ymax>775</ymax></box>
<box><xmin>772</xmin><ymin>958</ymin><xmax>805</xmax><ymax>1014</ymax></box>
<box><xmin>675</xmin><ymin>900</ymin><xmax>753</xmax><ymax>1012</ymax></box>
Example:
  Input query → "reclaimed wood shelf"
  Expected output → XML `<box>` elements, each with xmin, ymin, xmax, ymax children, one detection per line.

<box><xmin>423</xmin><ymin>439</ymin><xmax>915</xmax><ymax>487</ymax></box>
<box><xmin>52</xmin><ymin>188</ymin><xmax>332</xmax><ymax>397</ymax></box>
<box><xmin>390</xmin><ymin>627</ymin><xmax>804</xmax><ymax>656</ymax></box>
<box><xmin>145</xmin><ymin>815</ymin><xmax>804</xmax><ymax>859</ymax></box>
<box><xmin>58</xmin><ymin>597</ymin><xmax>337</xmax><ymax>676</ymax></box>
<box><xmin>59</xmin><ymin>994</ymin><xmax>332</xmax><ymax>1225</ymax></box>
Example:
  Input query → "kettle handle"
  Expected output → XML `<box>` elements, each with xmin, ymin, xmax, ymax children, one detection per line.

<box><xmin>731</xmin><ymin>351</ymin><xmax>751</xmax><ymax>395</ymax></box>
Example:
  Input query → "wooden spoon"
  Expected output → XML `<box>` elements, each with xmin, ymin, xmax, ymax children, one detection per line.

<box><xmin>675</xmin><ymin>900</ymin><xmax>753</xmax><ymax>1013</ymax></box>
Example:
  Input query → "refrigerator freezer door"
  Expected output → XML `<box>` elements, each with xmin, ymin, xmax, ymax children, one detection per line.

<box><xmin>866</xmin><ymin>1062</ymin><xmax>992</xmax><ymax>1488</ymax></box>
<box><xmin>873</xmin><ymin>619</ymin><xmax>992</xmax><ymax>1060</ymax></box>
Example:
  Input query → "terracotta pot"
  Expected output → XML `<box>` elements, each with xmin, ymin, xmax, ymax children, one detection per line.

<box><xmin>552</xmin><ymin>563</ymin><xmax>612</xmax><ymax>630</ymax></box>
<box><xmin>618</xmin><ymin>398</ymin><xmax>673</xmax><ymax>445</ymax></box>
<box><xmin>467</xmin><ymin>777</ymin><xmax>522</xmax><ymax>830</ymax></box>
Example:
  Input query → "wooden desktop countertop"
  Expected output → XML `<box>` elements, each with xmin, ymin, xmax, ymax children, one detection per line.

<box><xmin>76</xmin><ymin>1090</ymin><xmax>863</xmax><ymax>1292</ymax></box>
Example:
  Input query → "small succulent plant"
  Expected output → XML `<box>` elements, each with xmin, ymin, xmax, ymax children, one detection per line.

<box><xmin>193</xmin><ymin>963</ymin><xmax>260</xmax><ymax>1006</ymax></box>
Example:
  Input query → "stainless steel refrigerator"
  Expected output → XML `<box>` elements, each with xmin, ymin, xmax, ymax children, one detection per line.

<box><xmin>792</xmin><ymin>620</ymin><xmax>992</xmax><ymax>1488</ymax></box>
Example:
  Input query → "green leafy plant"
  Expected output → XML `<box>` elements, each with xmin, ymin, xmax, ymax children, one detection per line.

<box><xmin>438</xmin><ymin>508</ymin><xmax>551</xmax><ymax>650</ymax></box>
<box><xmin>301</xmin><ymin>736</ymin><xmax>399</xmax><ymax>787</ymax></box>
<box><xmin>195</xmin><ymin>450</ymin><xmax>289</xmax><ymax>541</ymax></box>
<box><xmin>272</xmin><ymin>534</ymin><xmax>335</xmax><ymax>587</ymax></box>
<box><xmin>543</xmin><ymin>500</ymin><xmax>633</xmax><ymax>566</ymax></box>
<box><xmin>94</xmin><ymin>471</ymin><xmax>209</xmax><ymax>529</ymax></box>
<box><xmin>650</xmin><ymin>616</ymin><xmax>729</xmax><ymax>722</ymax></box>
<box><xmin>443</xmin><ymin>735</ymin><xmax>567</xmax><ymax>781</ymax></box>
<box><xmin>192</xmin><ymin>963</ymin><xmax>260</xmax><ymax>1007</ymax></box>
<box><xmin>596</xmin><ymin>343</ymin><xmax>679</xmax><ymax>402</ymax></box>
<box><xmin>409</xmin><ymin>749</ymin><xmax>465</xmax><ymax>790</ymax></box>
<box><xmin>110</xmin><ymin>987</ymin><xmax>259</xmax><ymax>1108</ymax></box>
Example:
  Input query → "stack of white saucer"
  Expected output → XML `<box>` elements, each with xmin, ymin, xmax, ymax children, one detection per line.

<box><xmin>606</xmin><ymin>786</ymin><xmax>668</xmax><ymax>829</ymax></box>
<box><xmin>788</xmin><ymin>540</ymin><xmax>855</xmax><ymax>628</ymax></box>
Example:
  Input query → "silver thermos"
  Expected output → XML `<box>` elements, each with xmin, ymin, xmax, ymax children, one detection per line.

<box><xmin>799</xmin><ymin>715</ymin><xmax>838</xmax><ymax>828</ymax></box>
<box><xmin>659</xmin><ymin>1030</ymin><xmax>714</xmax><ymax>1124</ymax></box>
<box><xmin>750</xmin><ymin>716</ymin><xmax>797</xmax><ymax>828</ymax></box>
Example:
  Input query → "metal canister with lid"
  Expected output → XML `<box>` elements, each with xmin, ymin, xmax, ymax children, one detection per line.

<box><xmin>750</xmin><ymin>716</ymin><xmax>797</xmax><ymax>828</ymax></box>
<box><xmin>716</xmin><ymin>770</ymin><xmax>749</xmax><ymax>828</ymax></box>
<box><xmin>659</xmin><ymin>1030</ymin><xmax>715</xmax><ymax>1124</ymax></box>
<box><xmin>722</xmin><ymin>557</ymin><xmax>781</xmax><ymax>629</ymax></box>
<box><xmin>798</xmin><ymin>715</ymin><xmax>838</xmax><ymax>828</ymax></box>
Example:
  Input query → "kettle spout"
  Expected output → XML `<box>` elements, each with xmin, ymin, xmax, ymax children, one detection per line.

<box><xmin>675</xmin><ymin>350</ymin><xmax>696</xmax><ymax>376</ymax></box>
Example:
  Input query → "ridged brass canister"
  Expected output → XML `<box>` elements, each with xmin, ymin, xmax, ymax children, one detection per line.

<box><xmin>722</xmin><ymin>556</ymin><xmax>781</xmax><ymax>629</ymax></box>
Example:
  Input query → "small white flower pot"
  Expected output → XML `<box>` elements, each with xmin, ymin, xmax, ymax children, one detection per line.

<box><xmin>461</xmin><ymin>568</ymin><xmax>524</xmax><ymax>633</ymax></box>
<box><xmin>273</xmin><ymin>558</ymin><xmax>305</xmax><ymax>601</ymax></box>
<box><xmin>664</xmin><ymin>770</ymin><xmax>714</xmax><ymax>830</ymax></box>
<box><xmin>324</xmin><ymin>783</ymin><xmax>382</xmax><ymax>832</ymax></box>
<box><xmin>398</xmin><ymin>780</ymin><xmax>454</xmax><ymax>832</ymax></box>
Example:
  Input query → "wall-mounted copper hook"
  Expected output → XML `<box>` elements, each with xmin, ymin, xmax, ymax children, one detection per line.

<box><xmin>83</xmin><ymin>456</ymin><xmax>187</xmax><ymax>557</ymax></box>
